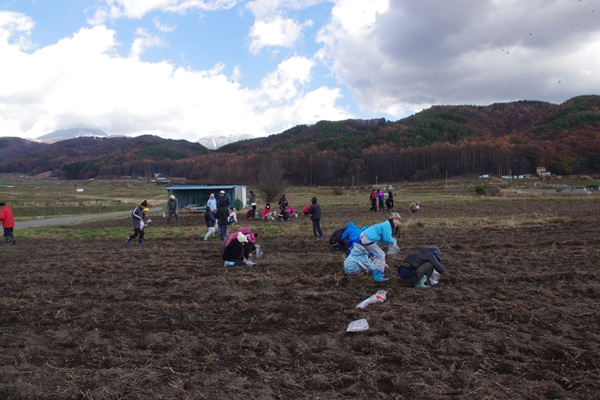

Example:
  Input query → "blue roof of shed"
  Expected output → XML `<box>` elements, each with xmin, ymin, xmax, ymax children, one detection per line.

<box><xmin>164</xmin><ymin>185</ymin><xmax>238</xmax><ymax>191</ymax></box>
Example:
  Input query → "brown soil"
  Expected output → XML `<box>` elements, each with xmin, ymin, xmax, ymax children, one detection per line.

<box><xmin>1</xmin><ymin>199</ymin><xmax>599</xmax><ymax>399</ymax></box>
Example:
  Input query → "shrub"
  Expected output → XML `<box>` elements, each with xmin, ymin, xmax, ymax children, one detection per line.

<box><xmin>474</xmin><ymin>185</ymin><xmax>487</xmax><ymax>195</ymax></box>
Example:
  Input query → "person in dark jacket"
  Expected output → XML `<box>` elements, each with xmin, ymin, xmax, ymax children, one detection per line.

<box><xmin>369</xmin><ymin>190</ymin><xmax>378</xmax><ymax>212</ymax></box>
<box><xmin>308</xmin><ymin>196</ymin><xmax>323</xmax><ymax>238</ymax></box>
<box><xmin>397</xmin><ymin>247</ymin><xmax>444</xmax><ymax>288</ymax></box>
<box><xmin>215</xmin><ymin>199</ymin><xmax>230</xmax><ymax>240</ymax></box>
<box><xmin>329</xmin><ymin>228</ymin><xmax>346</xmax><ymax>251</ymax></box>
<box><xmin>126</xmin><ymin>200</ymin><xmax>148</xmax><ymax>247</ymax></box>
<box><xmin>385</xmin><ymin>190</ymin><xmax>394</xmax><ymax>211</ymax></box>
<box><xmin>223</xmin><ymin>231</ymin><xmax>249</xmax><ymax>267</ymax></box>
<box><xmin>249</xmin><ymin>191</ymin><xmax>257</xmax><ymax>218</ymax></box>
<box><xmin>203</xmin><ymin>206</ymin><xmax>216</xmax><ymax>240</ymax></box>
<box><xmin>277</xmin><ymin>193</ymin><xmax>288</xmax><ymax>212</ymax></box>
<box><xmin>166</xmin><ymin>195</ymin><xmax>180</xmax><ymax>226</ymax></box>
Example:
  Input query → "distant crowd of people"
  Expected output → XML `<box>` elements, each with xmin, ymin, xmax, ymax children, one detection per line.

<box><xmin>78</xmin><ymin>186</ymin><xmax>441</xmax><ymax>287</ymax></box>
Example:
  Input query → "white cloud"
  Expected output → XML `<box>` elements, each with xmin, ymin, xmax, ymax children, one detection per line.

<box><xmin>153</xmin><ymin>18</ymin><xmax>176</xmax><ymax>33</ymax></box>
<box><xmin>248</xmin><ymin>16</ymin><xmax>310</xmax><ymax>54</ymax></box>
<box><xmin>0</xmin><ymin>19</ymin><xmax>350</xmax><ymax>140</ymax></box>
<box><xmin>317</xmin><ymin>0</ymin><xmax>600</xmax><ymax>118</ymax></box>
<box><xmin>0</xmin><ymin>11</ymin><xmax>35</xmax><ymax>50</ymax></box>
<box><xmin>129</xmin><ymin>27</ymin><xmax>166</xmax><ymax>58</ymax></box>
<box><xmin>89</xmin><ymin>0</ymin><xmax>238</xmax><ymax>24</ymax></box>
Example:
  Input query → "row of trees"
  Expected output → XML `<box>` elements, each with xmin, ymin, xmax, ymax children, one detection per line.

<box><xmin>45</xmin><ymin>139</ymin><xmax>587</xmax><ymax>185</ymax></box>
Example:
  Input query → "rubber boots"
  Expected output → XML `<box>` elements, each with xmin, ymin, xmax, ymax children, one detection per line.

<box><xmin>224</xmin><ymin>261</ymin><xmax>236</xmax><ymax>267</ymax></box>
<box><xmin>372</xmin><ymin>269</ymin><xmax>389</xmax><ymax>282</ymax></box>
<box><xmin>10</xmin><ymin>234</ymin><xmax>15</xmax><ymax>245</ymax></box>
<box><xmin>204</xmin><ymin>234</ymin><xmax>209</xmax><ymax>241</ymax></box>
<box><xmin>414</xmin><ymin>275</ymin><xmax>430</xmax><ymax>289</ymax></box>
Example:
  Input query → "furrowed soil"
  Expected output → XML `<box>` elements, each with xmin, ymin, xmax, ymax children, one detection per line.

<box><xmin>1</xmin><ymin>199</ymin><xmax>599</xmax><ymax>399</ymax></box>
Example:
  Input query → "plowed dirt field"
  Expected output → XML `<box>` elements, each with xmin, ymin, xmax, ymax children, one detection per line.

<box><xmin>1</xmin><ymin>198</ymin><xmax>599</xmax><ymax>399</ymax></box>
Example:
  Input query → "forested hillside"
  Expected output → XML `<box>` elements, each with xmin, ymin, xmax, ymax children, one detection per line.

<box><xmin>1</xmin><ymin>95</ymin><xmax>599</xmax><ymax>183</ymax></box>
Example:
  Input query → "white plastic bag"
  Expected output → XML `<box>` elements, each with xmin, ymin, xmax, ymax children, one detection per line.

<box><xmin>356</xmin><ymin>290</ymin><xmax>387</xmax><ymax>309</ymax></box>
<box><xmin>346</xmin><ymin>318</ymin><xmax>369</xmax><ymax>332</ymax></box>
<box><xmin>255</xmin><ymin>244</ymin><xmax>263</xmax><ymax>258</ymax></box>
<box><xmin>245</xmin><ymin>259</ymin><xmax>255</xmax><ymax>266</ymax></box>
<box><xmin>430</xmin><ymin>270</ymin><xmax>441</xmax><ymax>285</ymax></box>
<box><xmin>387</xmin><ymin>243</ymin><xmax>400</xmax><ymax>255</ymax></box>
<box><xmin>146</xmin><ymin>218</ymin><xmax>152</xmax><ymax>224</ymax></box>
<box><xmin>139</xmin><ymin>221</ymin><xmax>145</xmax><ymax>230</ymax></box>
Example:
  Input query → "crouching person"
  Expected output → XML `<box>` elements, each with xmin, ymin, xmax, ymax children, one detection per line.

<box><xmin>359</xmin><ymin>212</ymin><xmax>401</xmax><ymax>282</ymax></box>
<box><xmin>223</xmin><ymin>231</ymin><xmax>249</xmax><ymax>267</ymax></box>
<box><xmin>397</xmin><ymin>247</ymin><xmax>444</xmax><ymax>288</ymax></box>
<box><xmin>344</xmin><ymin>244</ymin><xmax>374</xmax><ymax>275</ymax></box>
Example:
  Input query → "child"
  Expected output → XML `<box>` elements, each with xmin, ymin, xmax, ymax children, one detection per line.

<box><xmin>204</xmin><ymin>206</ymin><xmax>216</xmax><ymax>240</ymax></box>
<box><xmin>262</xmin><ymin>203</ymin><xmax>275</xmax><ymax>220</ymax></box>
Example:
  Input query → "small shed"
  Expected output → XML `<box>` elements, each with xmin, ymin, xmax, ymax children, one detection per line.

<box><xmin>163</xmin><ymin>185</ymin><xmax>247</xmax><ymax>211</ymax></box>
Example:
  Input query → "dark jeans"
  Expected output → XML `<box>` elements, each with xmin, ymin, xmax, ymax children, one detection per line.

<box><xmin>218</xmin><ymin>225</ymin><xmax>227</xmax><ymax>240</ymax></box>
<box><xmin>405</xmin><ymin>262</ymin><xmax>434</xmax><ymax>284</ymax></box>
<box><xmin>312</xmin><ymin>219</ymin><xmax>323</xmax><ymax>237</ymax></box>
<box><xmin>3</xmin><ymin>227</ymin><xmax>13</xmax><ymax>237</ymax></box>
<box><xmin>129</xmin><ymin>228</ymin><xmax>145</xmax><ymax>241</ymax></box>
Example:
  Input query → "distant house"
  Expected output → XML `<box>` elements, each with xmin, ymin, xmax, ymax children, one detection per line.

<box><xmin>536</xmin><ymin>167</ymin><xmax>547</xmax><ymax>176</ymax></box>
<box><xmin>163</xmin><ymin>185</ymin><xmax>247</xmax><ymax>211</ymax></box>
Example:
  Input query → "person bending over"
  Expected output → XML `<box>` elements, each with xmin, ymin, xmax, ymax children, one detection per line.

<box><xmin>397</xmin><ymin>246</ymin><xmax>444</xmax><ymax>288</ymax></box>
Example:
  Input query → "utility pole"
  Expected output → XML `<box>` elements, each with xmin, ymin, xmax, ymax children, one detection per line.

<box><xmin>375</xmin><ymin>175</ymin><xmax>378</xmax><ymax>185</ymax></box>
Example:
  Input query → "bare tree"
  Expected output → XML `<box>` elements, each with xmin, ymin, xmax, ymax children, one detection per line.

<box><xmin>254</xmin><ymin>160</ymin><xmax>287</xmax><ymax>202</ymax></box>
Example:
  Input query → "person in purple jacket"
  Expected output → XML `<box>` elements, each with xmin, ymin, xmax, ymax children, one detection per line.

<box><xmin>397</xmin><ymin>247</ymin><xmax>444</xmax><ymax>288</ymax></box>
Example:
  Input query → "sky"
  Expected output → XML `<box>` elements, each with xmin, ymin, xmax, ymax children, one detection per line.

<box><xmin>0</xmin><ymin>0</ymin><xmax>599</xmax><ymax>142</ymax></box>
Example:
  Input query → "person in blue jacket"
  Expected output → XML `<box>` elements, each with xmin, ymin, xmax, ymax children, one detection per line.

<box><xmin>344</xmin><ymin>244</ymin><xmax>374</xmax><ymax>275</ymax></box>
<box><xmin>359</xmin><ymin>212</ymin><xmax>401</xmax><ymax>282</ymax></box>
<box><xmin>397</xmin><ymin>247</ymin><xmax>444</xmax><ymax>288</ymax></box>
<box><xmin>341</xmin><ymin>221</ymin><xmax>367</xmax><ymax>255</ymax></box>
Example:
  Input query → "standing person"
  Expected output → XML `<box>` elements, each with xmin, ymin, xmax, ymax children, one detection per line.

<box><xmin>215</xmin><ymin>199</ymin><xmax>230</xmax><ymax>240</ymax></box>
<box><xmin>222</xmin><ymin>231</ymin><xmax>249</xmax><ymax>267</ymax></box>
<box><xmin>249</xmin><ymin>190</ymin><xmax>257</xmax><ymax>218</ymax></box>
<box><xmin>218</xmin><ymin>190</ymin><xmax>231</xmax><ymax>208</ymax></box>
<box><xmin>126</xmin><ymin>200</ymin><xmax>148</xmax><ymax>247</ymax></box>
<box><xmin>378</xmin><ymin>189</ymin><xmax>385</xmax><ymax>211</ymax></box>
<box><xmin>207</xmin><ymin>193</ymin><xmax>217</xmax><ymax>214</ymax></box>
<box><xmin>203</xmin><ymin>206</ymin><xmax>216</xmax><ymax>240</ymax></box>
<box><xmin>0</xmin><ymin>202</ymin><xmax>15</xmax><ymax>245</ymax></box>
<box><xmin>386</xmin><ymin>190</ymin><xmax>394</xmax><ymax>211</ymax></box>
<box><xmin>308</xmin><ymin>196</ymin><xmax>323</xmax><ymax>238</ymax></box>
<box><xmin>359</xmin><ymin>212</ymin><xmax>402</xmax><ymax>282</ymax></box>
<box><xmin>369</xmin><ymin>190</ymin><xmax>378</xmax><ymax>212</ymax></box>
<box><xmin>166</xmin><ymin>195</ymin><xmax>180</xmax><ymax>226</ymax></box>
<box><xmin>277</xmin><ymin>193</ymin><xmax>288</xmax><ymax>212</ymax></box>
<box><xmin>398</xmin><ymin>247</ymin><xmax>444</xmax><ymax>288</ymax></box>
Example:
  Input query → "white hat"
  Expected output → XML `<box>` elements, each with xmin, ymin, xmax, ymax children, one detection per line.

<box><xmin>237</xmin><ymin>231</ymin><xmax>248</xmax><ymax>243</ymax></box>
<box><xmin>220</xmin><ymin>190</ymin><xmax>225</xmax><ymax>194</ymax></box>
<box><xmin>170</xmin><ymin>195</ymin><xmax>175</xmax><ymax>200</ymax></box>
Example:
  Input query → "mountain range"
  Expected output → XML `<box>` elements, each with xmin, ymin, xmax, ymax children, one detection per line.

<box><xmin>1</xmin><ymin>95</ymin><xmax>599</xmax><ymax>184</ymax></box>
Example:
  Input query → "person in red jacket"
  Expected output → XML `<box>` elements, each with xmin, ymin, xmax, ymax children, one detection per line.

<box><xmin>0</xmin><ymin>202</ymin><xmax>16</xmax><ymax>245</ymax></box>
